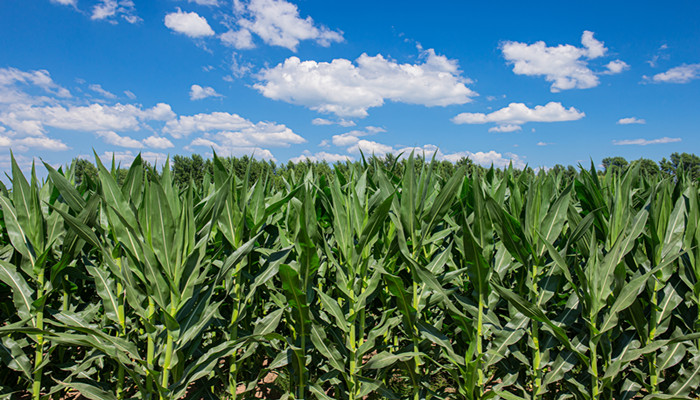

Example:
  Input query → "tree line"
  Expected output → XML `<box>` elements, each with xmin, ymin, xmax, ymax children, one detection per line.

<box><xmin>68</xmin><ymin>152</ymin><xmax>700</xmax><ymax>191</ymax></box>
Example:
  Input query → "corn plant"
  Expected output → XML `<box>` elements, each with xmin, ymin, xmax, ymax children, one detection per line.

<box><xmin>0</xmin><ymin>151</ymin><xmax>699</xmax><ymax>400</ymax></box>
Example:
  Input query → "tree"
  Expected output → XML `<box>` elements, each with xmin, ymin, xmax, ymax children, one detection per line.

<box><xmin>629</xmin><ymin>158</ymin><xmax>660</xmax><ymax>177</ymax></box>
<box><xmin>72</xmin><ymin>158</ymin><xmax>98</xmax><ymax>186</ymax></box>
<box><xmin>660</xmin><ymin>152</ymin><xmax>700</xmax><ymax>180</ymax></box>
<box><xmin>602</xmin><ymin>156</ymin><xmax>628</xmax><ymax>174</ymax></box>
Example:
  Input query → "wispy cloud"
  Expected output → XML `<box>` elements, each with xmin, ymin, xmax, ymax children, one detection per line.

<box><xmin>613</xmin><ymin>137</ymin><xmax>680</xmax><ymax>145</ymax></box>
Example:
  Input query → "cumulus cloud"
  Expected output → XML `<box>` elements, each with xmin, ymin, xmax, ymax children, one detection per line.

<box><xmin>290</xmin><ymin>150</ymin><xmax>354</xmax><ymax>163</ymax></box>
<box><xmin>452</xmin><ymin>102</ymin><xmax>584</xmax><ymax>131</ymax></box>
<box><xmin>347</xmin><ymin>139</ymin><xmax>394</xmax><ymax>155</ymax></box>
<box><xmin>189</xmin><ymin>84</ymin><xmax>222</xmax><ymax>100</ymax></box>
<box><xmin>92</xmin><ymin>0</ymin><xmax>141</xmax><ymax>24</ymax></box>
<box><xmin>0</xmin><ymin>102</ymin><xmax>175</xmax><ymax>136</ymax></box>
<box><xmin>331</xmin><ymin>126</ymin><xmax>385</xmax><ymax>147</ymax></box>
<box><xmin>501</xmin><ymin>31</ymin><xmax>624</xmax><ymax>92</ymax></box>
<box><xmin>604</xmin><ymin>60</ymin><xmax>629</xmax><ymax>74</ymax></box>
<box><xmin>226</xmin><ymin>0</ymin><xmax>343</xmax><ymax>51</ymax></box>
<box><xmin>617</xmin><ymin>117</ymin><xmax>645</xmax><ymax>125</ymax></box>
<box><xmin>89</xmin><ymin>84</ymin><xmax>117</xmax><ymax>99</ymax></box>
<box><xmin>164</xmin><ymin>9</ymin><xmax>215</xmax><ymax>38</ymax></box>
<box><xmin>94</xmin><ymin>131</ymin><xmax>175</xmax><ymax>149</ymax></box>
<box><xmin>220</xmin><ymin>29</ymin><xmax>256</xmax><ymax>49</ymax></box>
<box><xmin>0</xmin><ymin>135</ymin><xmax>69</xmax><ymax>152</ymax></box>
<box><xmin>255</xmin><ymin>49</ymin><xmax>476</xmax><ymax>117</ymax></box>
<box><xmin>613</xmin><ymin>137</ymin><xmax>681</xmax><ymax>146</ymax></box>
<box><xmin>650</xmin><ymin>63</ymin><xmax>700</xmax><ymax>84</ymax></box>
<box><xmin>96</xmin><ymin>130</ymin><xmax>144</xmax><ymax>148</ymax></box>
<box><xmin>143</xmin><ymin>135</ymin><xmax>175</xmax><ymax>149</ymax></box>
<box><xmin>163</xmin><ymin>111</ymin><xmax>305</xmax><ymax>149</ymax></box>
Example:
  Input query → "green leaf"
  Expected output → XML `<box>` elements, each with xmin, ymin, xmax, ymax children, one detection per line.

<box><xmin>363</xmin><ymin>351</ymin><xmax>422</xmax><ymax>370</ymax></box>
<box><xmin>44</xmin><ymin>161</ymin><xmax>86</xmax><ymax>212</ymax></box>
<box><xmin>57</xmin><ymin>380</ymin><xmax>117</xmax><ymax>400</ymax></box>
<box><xmin>0</xmin><ymin>260</ymin><xmax>34</xmax><ymax>321</ymax></box>
<box><xmin>85</xmin><ymin>264</ymin><xmax>120</xmax><ymax>325</ymax></box>
<box><xmin>0</xmin><ymin>336</ymin><xmax>32</xmax><ymax>379</ymax></box>
<box><xmin>309</xmin><ymin>323</ymin><xmax>345</xmax><ymax>373</ymax></box>
<box><xmin>0</xmin><ymin>195</ymin><xmax>35</xmax><ymax>266</ymax></box>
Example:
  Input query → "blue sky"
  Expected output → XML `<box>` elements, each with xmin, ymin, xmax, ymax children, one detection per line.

<box><xmin>1</xmin><ymin>0</ymin><xmax>699</xmax><ymax>173</ymax></box>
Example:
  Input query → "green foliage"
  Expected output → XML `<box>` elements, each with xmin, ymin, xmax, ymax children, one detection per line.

<box><xmin>0</xmin><ymin>151</ymin><xmax>699</xmax><ymax>400</ymax></box>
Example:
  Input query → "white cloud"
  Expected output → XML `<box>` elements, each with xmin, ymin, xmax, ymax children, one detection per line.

<box><xmin>232</xmin><ymin>0</ymin><xmax>343</xmax><ymax>51</ymax></box>
<box><xmin>347</xmin><ymin>139</ymin><xmax>394</xmax><ymax>155</ymax></box>
<box><xmin>443</xmin><ymin>150</ymin><xmax>526</xmax><ymax>169</ymax></box>
<box><xmin>124</xmin><ymin>90</ymin><xmax>136</xmax><ymax>99</ymax></box>
<box><xmin>290</xmin><ymin>150</ymin><xmax>353</xmax><ymax>163</ymax></box>
<box><xmin>187</xmin><ymin>139</ymin><xmax>276</xmax><ymax>160</ymax></box>
<box><xmin>163</xmin><ymin>112</ymin><xmax>305</xmax><ymax>149</ymax></box>
<box><xmin>50</xmin><ymin>0</ymin><xmax>77</xmax><ymax>6</ymax></box>
<box><xmin>536</xmin><ymin>141</ymin><xmax>554</xmax><ymax>146</ymax></box>
<box><xmin>0</xmin><ymin>102</ymin><xmax>175</xmax><ymax>135</ymax></box>
<box><xmin>386</xmin><ymin>144</ymin><xmax>526</xmax><ymax>169</ymax></box>
<box><xmin>189</xmin><ymin>84</ymin><xmax>222</xmax><ymax>100</ymax></box>
<box><xmin>617</xmin><ymin>117</ymin><xmax>645</xmax><ymax>125</ymax></box>
<box><xmin>488</xmin><ymin>124</ymin><xmax>522</xmax><ymax>133</ymax></box>
<box><xmin>613</xmin><ymin>137</ymin><xmax>681</xmax><ymax>146</ymax></box>
<box><xmin>89</xmin><ymin>84</ymin><xmax>117</xmax><ymax>99</ymax></box>
<box><xmin>0</xmin><ymin>67</ymin><xmax>71</xmax><ymax>103</ymax></box>
<box><xmin>501</xmin><ymin>31</ymin><xmax>623</xmax><ymax>92</ymax></box>
<box><xmin>143</xmin><ymin>135</ymin><xmax>175</xmax><ymax>149</ymax></box>
<box><xmin>453</xmin><ymin>102</ymin><xmax>584</xmax><ymax>131</ymax></box>
<box><xmin>220</xmin><ymin>29</ymin><xmax>256</xmax><ymax>49</ymax></box>
<box><xmin>92</xmin><ymin>0</ymin><xmax>141</xmax><ymax>24</ymax></box>
<box><xmin>647</xmin><ymin>44</ymin><xmax>669</xmax><ymax>68</ymax></box>
<box><xmin>0</xmin><ymin>135</ymin><xmax>69</xmax><ymax>152</ymax></box>
<box><xmin>255</xmin><ymin>49</ymin><xmax>476</xmax><ymax>117</ymax></box>
<box><xmin>332</xmin><ymin>127</ymin><xmax>385</xmax><ymax>146</ymax></box>
<box><xmin>92</xmin><ymin>0</ymin><xmax>118</xmax><ymax>20</ymax></box>
<box><xmin>188</xmin><ymin>0</ymin><xmax>219</xmax><ymax>5</ymax></box>
<box><xmin>651</xmin><ymin>64</ymin><xmax>700</xmax><ymax>84</ymax></box>
<box><xmin>604</xmin><ymin>60</ymin><xmax>629</xmax><ymax>74</ymax></box>
<box><xmin>312</xmin><ymin>118</ymin><xmax>356</xmax><ymax>127</ymax></box>
<box><xmin>96</xmin><ymin>130</ymin><xmax>143</xmax><ymax>148</ymax></box>
<box><xmin>311</xmin><ymin>118</ymin><xmax>333</xmax><ymax>126</ymax></box>
<box><xmin>100</xmin><ymin>151</ymin><xmax>168</xmax><ymax>168</ymax></box>
<box><xmin>164</xmin><ymin>9</ymin><xmax>215</xmax><ymax>38</ymax></box>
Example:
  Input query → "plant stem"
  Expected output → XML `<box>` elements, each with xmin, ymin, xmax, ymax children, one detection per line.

<box><xmin>146</xmin><ymin>297</ymin><xmax>155</xmax><ymax>399</ymax></box>
<box><xmin>32</xmin><ymin>270</ymin><xmax>45</xmax><ymax>400</ymax></box>
<box><xmin>116</xmin><ymin>258</ymin><xmax>126</xmax><ymax>400</ymax></box>
<box><xmin>590</xmin><ymin>320</ymin><xmax>599</xmax><ymax>400</ymax></box>
<box><xmin>161</xmin><ymin>305</ymin><xmax>177</xmax><ymax>400</ymax></box>
<box><xmin>228</xmin><ymin>275</ymin><xmax>241</xmax><ymax>400</ymax></box>
<box><xmin>649</xmin><ymin>279</ymin><xmax>660</xmax><ymax>393</ymax></box>
<box><xmin>477</xmin><ymin>291</ymin><xmax>484</xmax><ymax>390</ymax></box>
<box><xmin>531</xmin><ymin>263</ymin><xmax>541</xmax><ymax>400</ymax></box>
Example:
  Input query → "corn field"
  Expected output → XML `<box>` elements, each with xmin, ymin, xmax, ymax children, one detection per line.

<box><xmin>1</xmin><ymin>151</ymin><xmax>699</xmax><ymax>400</ymax></box>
